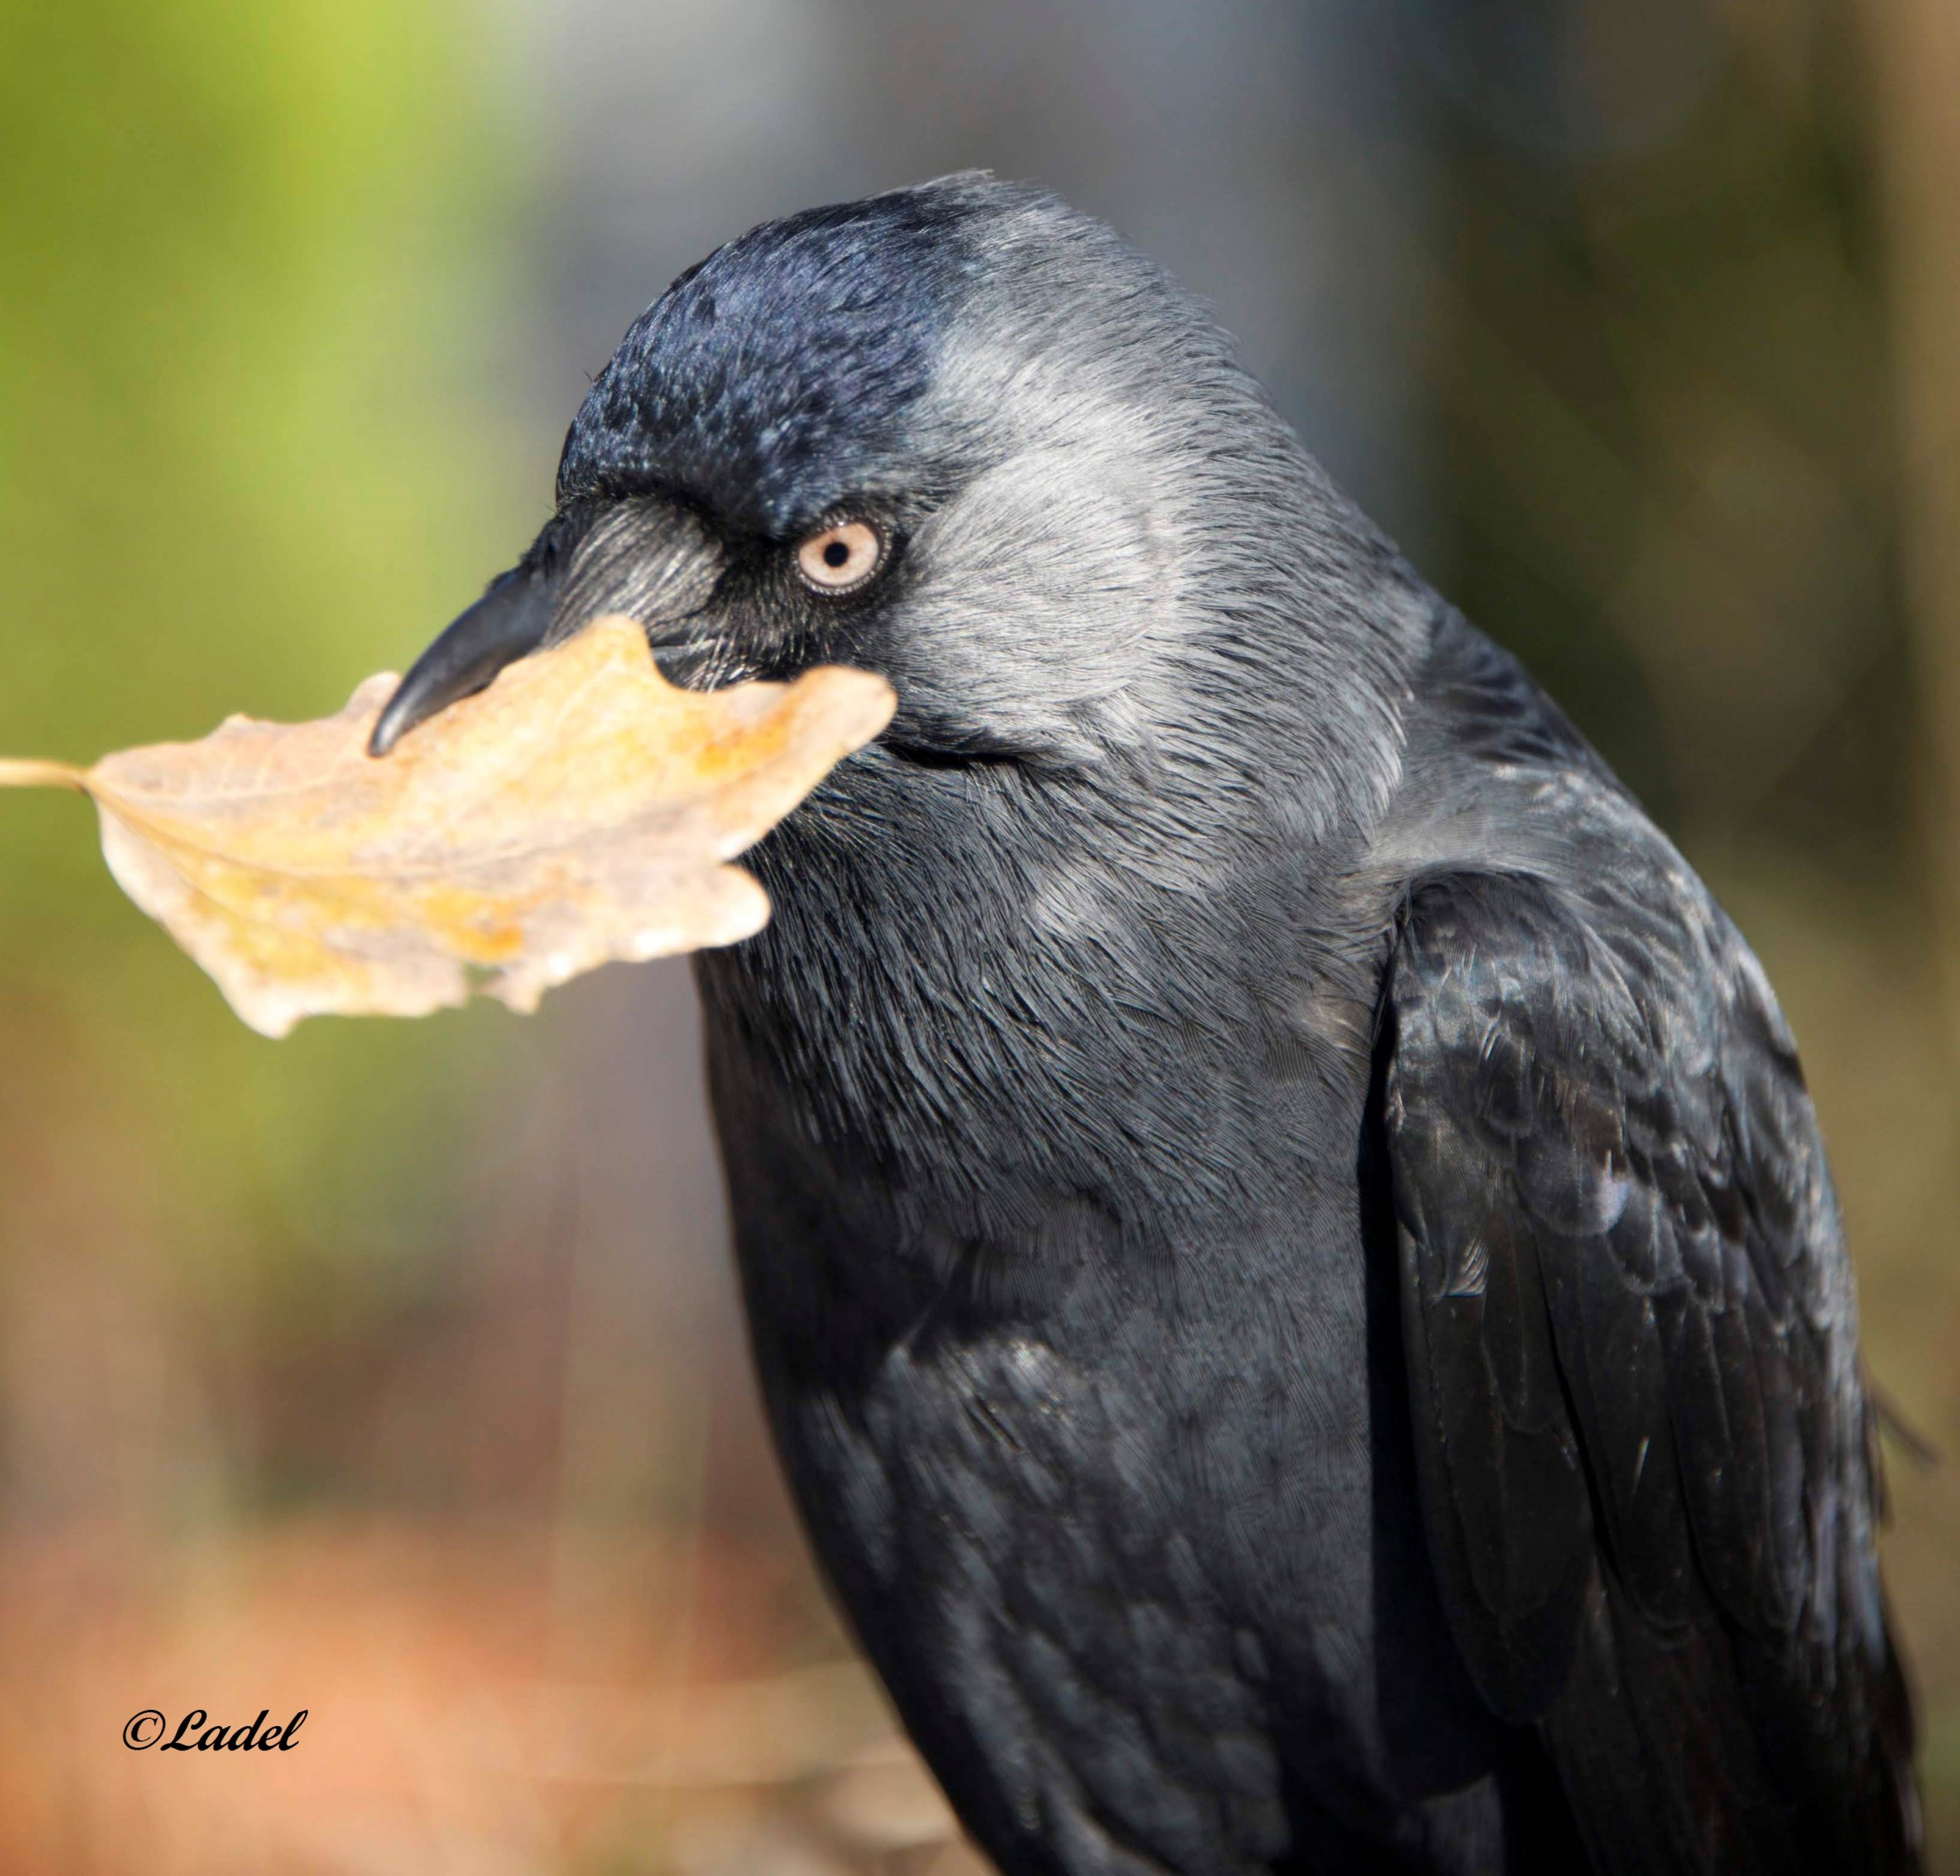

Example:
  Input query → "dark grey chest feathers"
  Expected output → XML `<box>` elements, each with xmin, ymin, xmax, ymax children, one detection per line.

<box><xmin>697</xmin><ymin>956</ymin><xmax>1508</xmax><ymax>1875</ymax></box>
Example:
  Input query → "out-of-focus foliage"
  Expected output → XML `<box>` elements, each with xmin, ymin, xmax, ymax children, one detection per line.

<box><xmin>0</xmin><ymin>0</ymin><xmax>533</xmax><ymax>1558</ymax></box>
<box><xmin>1416</xmin><ymin>0</ymin><xmax>1906</xmax><ymax>861</ymax></box>
<box><xmin>0</xmin><ymin>0</ymin><xmax>536</xmax><ymax>1384</ymax></box>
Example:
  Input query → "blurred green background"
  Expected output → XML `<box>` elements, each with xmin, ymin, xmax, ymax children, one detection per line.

<box><xmin>0</xmin><ymin>1</ymin><xmax>1955</xmax><ymax>1869</ymax></box>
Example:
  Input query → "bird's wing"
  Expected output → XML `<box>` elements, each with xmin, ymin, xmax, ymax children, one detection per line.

<box><xmin>1380</xmin><ymin>864</ymin><xmax>1919</xmax><ymax>1874</ymax></box>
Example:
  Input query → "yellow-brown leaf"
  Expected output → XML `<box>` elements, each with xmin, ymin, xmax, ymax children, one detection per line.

<box><xmin>0</xmin><ymin>618</ymin><xmax>895</xmax><ymax>1035</ymax></box>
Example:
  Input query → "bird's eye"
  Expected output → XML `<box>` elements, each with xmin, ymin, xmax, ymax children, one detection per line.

<box><xmin>795</xmin><ymin>518</ymin><xmax>886</xmax><ymax>595</ymax></box>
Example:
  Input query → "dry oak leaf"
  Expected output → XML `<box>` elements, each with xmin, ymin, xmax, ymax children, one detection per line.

<box><xmin>0</xmin><ymin>617</ymin><xmax>896</xmax><ymax>1037</ymax></box>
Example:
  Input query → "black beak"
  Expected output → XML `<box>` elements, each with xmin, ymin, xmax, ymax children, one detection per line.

<box><xmin>368</xmin><ymin>564</ymin><xmax>559</xmax><ymax>757</ymax></box>
<box><xmin>368</xmin><ymin>499</ymin><xmax>724</xmax><ymax>758</ymax></box>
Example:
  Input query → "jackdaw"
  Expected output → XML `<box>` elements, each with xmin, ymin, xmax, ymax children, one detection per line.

<box><xmin>373</xmin><ymin>175</ymin><xmax>1920</xmax><ymax>1874</ymax></box>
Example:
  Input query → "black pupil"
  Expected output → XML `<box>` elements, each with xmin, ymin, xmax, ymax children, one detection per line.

<box><xmin>823</xmin><ymin>538</ymin><xmax>851</xmax><ymax>568</ymax></box>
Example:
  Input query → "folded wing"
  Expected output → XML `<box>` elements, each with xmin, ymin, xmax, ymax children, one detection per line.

<box><xmin>1383</xmin><ymin>864</ymin><xmax>1918</xmax><ymax>1874</ymax></box>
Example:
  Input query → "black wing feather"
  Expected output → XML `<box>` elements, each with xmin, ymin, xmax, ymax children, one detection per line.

<box><xmin>1383</xmin><ymin>864</ymin><xmax>1918</xmax><ymax>1873</ymax></box>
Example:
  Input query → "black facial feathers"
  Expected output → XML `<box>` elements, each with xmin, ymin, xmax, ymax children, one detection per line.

<box><xmin>557</xmin><ymin>176</ymin><xmax>998</xmax><ymax>538</ymax></box>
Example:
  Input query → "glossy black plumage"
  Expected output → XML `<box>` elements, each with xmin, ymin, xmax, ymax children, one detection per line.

<box><xmin>379</xmin><ymin>175</ymin><xmax>1921</xmax><ymax>1873</ymax></box>
<box><xmin>1387</xmin><ymin>869</ymin><xmax>1915</xmax><ymax>1872</ymax></box>
<box><xmin>699</xmin><ymin>605</ymin><xmax>1918</xmax><ymax>1874</ymax></box>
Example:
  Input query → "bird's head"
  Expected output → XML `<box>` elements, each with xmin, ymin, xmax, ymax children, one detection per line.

<box><xmin>373</xmin><ymin>174</ymin><xmax>1419</xmax><ymax>848</ymax></box>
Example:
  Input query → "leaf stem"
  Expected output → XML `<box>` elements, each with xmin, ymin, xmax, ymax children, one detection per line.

<box><xmin>0</xmin><ymin>759</ymin><xmax>87</xmax><ymax>792</ymax></box>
